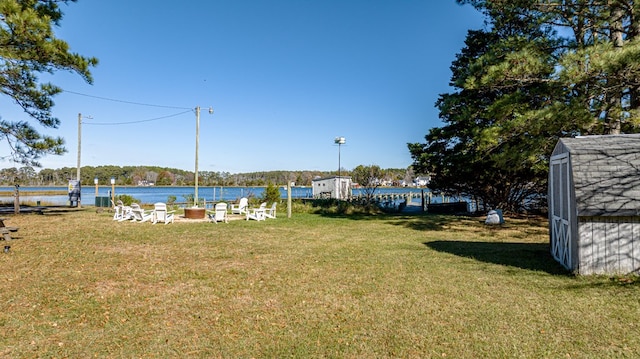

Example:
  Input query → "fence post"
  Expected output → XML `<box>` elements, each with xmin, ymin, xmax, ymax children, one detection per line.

<box><xmin>287</xmin><ymin>182</ymin><xmax>292</xmax><ymax>218</ymax></box>
<box><xmin>13</xmin><ymin>184</ymin><xmax>20</xmax><ymax>214</ymax></box>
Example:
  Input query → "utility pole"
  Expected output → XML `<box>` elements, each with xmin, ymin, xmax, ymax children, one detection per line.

<box><xmin>77</xmin><ymin>113</ymin><xmax>81</xmax><ymax>188</ymax></box>
<box><xmin>194</xmin><ymin>107</ymin><xmax>199</xmax><ymax>207</ymax></box>
<box><xmin>76</xmin><ymin>113</ymin><xmax>82</xmax><ymax>208</ymax></box>
<box><xmin>76</xmin><ymin>113</ymin><xmax>92</xmax><ymax>208</ymax></box>
<box><xmin>194</xmin><ymin>106</ymin><xmax>213</xmax><ymax>207</ymax></box>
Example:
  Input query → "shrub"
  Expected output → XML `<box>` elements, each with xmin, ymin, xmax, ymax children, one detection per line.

<box><xmin>115</xmin><ymin>194</ymin><xmax>139</xmax><ymax>206</ymax></box>
<box><xmin>182</xmin><ymin>193</ymin><xmax>205</xmax><ymax>207</ymax></box>
<box><xmin>310</xmin><ymin>198</ymin><xmax>383</xmax><ymax>215</ymax></box>
<box><xmin>261</xmin><ymin>182</ymin><xmax>281</xmax><ymax>205</ymax></box>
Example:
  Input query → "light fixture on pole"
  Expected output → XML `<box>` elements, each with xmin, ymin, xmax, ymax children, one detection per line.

<box><xmin>94</xmin><ymin>177</ymin><xmax>99</xmax><ymax>197</ymax></box>
<box><xmin>194</xmin><ymin>106</ymin><xmax>214</xmax><ymax>207</ymax></box>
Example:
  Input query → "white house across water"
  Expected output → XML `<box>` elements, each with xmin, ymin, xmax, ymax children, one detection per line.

<box><xmin>549</xmin><ymin>134</ymin><xmax>640</xmax><ymax>275</ymax></box>
<box><xmin>312</xmin><ymin>176</ymin><xmax>352</xmax><ymax>199</ymax></box>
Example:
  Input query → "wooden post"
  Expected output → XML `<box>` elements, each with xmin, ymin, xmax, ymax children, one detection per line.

<box><xmin>13</xmin><ymin>184</ymin><xmax>19</xmax><ymax>214</ymax></box>
<box><xmin>287</xmin><ymin>182</ymin><xmax>292</xmax><ymax>218</ymax></box>
<box><xmin>111</xmin><ymin>178</ymin><xmax>115</xmax><ymax>206</ymax></box>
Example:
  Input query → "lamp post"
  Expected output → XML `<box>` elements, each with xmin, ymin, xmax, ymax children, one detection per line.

<box><xmin>334</xmin><ymin>136</ymin><xmax>345</xmax><ymax>199</ymax></box>
<box><xmin>334</xmin><ymin>137</ymin><xmax>346</xmax><ymax>176</ymax></box>
<box><xmin>110</xmin><ymin>177</ymin><xmax>115</xmax><ymax>206</ymax></box>
<box><xmin>94</xmin><ymin>177</ymin><xmax>98</xmax><ymax>197</ymax></box>
<box><xmin>194</xmin><ymin>106</ymin><xmax>214</xmax><ymax>207</ymax></box>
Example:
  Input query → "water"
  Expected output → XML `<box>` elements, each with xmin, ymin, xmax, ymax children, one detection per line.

<box><xmin>1</xmin><ymin>186</ymin><xmax>435</xmax><ymax>207</ymax></box>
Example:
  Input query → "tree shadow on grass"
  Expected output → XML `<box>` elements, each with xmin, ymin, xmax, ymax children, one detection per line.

<box><xmin>0</xmin><ymin>204</ymin><xmax>81</xmax><ymax>216</ymax></box>
<box><xmin>317</xmin><ymin>211</ymin><xmax>459</xmax><ymax>231</ymax></box>
<box><xmin>387</xmin><ymin>213</ymin><xmax>463</xmax><ymax>231</ymax></box>
<box><xmin>425</xmin><ymin>240</ymin><xmax>570</xmax><ymax>275</ymax></box>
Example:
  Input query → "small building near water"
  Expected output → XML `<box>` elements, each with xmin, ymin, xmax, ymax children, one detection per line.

<box><xmin>414</xmin><ymin>176</ymin><xmax>431</xmax><ymax>187</ymax></box>
<box><xmin>549</xmin><ymin>134</ymin><xmax>640</xmax><ymax>275</ymax></box>
<box><xmin>312</xmin><ymin>176</ymin><xmax>352</xmax><ymax>199</ymax></box>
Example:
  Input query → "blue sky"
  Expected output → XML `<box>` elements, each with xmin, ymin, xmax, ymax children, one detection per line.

<box><xmin>1</xmin><ymin>0</ymin><xmax>485</xmax><ymax>174</ymax></box>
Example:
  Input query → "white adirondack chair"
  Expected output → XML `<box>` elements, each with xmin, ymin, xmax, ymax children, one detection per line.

<box><xmin>231</xmin><ymin>197</ymin><xmax>248</xmax><ymax>215</ymax></box>
<box><xmin>113</xmin><ymin>200</ymin><xmax>133</xmax><ymax>221</ymax></box>
<box><xmin>208</xmin><ymin>202</ymin><xmax>228</xmax><ymax>224</ymax></box>
<box><xmin>246</xmin><ymin>202</ymin><xmax>267</xmax><ymax>221</ymax></box>
<box><xmin>264</xmin><ymin>202</ymin><xmax>277</xmax><ymax>219</ymax></box>
<box><xmin>152</xmin><ymin>202</ymin><xmax>175</xmax><ymax>224</ymax></box>
<box><xmin>131</xmin><ymin>203</ymin><xmax>153</xmax><ymax>223</ymax></box>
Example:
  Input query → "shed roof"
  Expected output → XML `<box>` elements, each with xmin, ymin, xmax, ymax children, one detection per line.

<box><xmin>312</xmin><ymin>176</ymin><xmax>351</xmax><ymax>182</ymax></box>
<box><xmin>556</xmin><ymin>134</ymin><xmax>640</xmax><ymax>216</ymax></box>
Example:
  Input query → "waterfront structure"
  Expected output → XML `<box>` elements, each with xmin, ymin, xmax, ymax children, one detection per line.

<box><xmin>312</xmin><ymin>176</ymin><xmax>352</xmax><ymax>200</ymax></box>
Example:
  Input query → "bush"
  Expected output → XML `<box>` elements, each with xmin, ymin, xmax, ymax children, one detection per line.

<box><xmin>289</xmin><ymin>200</ymin><xmax>314</xmax><ymax>214</ymax></box>
<box><xmin>115</xmin><ymin>194</ymin><xmax>139</xmax><ymax>206</ymax></box>
<box><xmin>261</xmin><ymin>182</ymin><xmax>281</xmax><ymax>205</ymax></box>
<box><xmin>182</xmin><ymin>193</ymin><xmax>205</xmax><ymax>207</ymax></box>
<box><xmin>309</xmin><ymin>199</ymin><xmax>383</xmax><ymax>215</ymax></box>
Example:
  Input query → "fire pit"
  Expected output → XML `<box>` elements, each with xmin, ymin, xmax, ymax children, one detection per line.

<box><xmin>184</xmin><ymin>207</ymin><xmax>206</xmax><ymax>219</ymax></box>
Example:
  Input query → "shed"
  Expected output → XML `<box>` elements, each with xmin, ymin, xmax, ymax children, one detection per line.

<box><xmin>312</xmin><ymin>176</ymin><xmax>352</xmax><ymax>199</ymax></box>
<box><xmin>549</xmin><ymin>134</ymin><xmax>640</xmax><ymax>275</ymax></box>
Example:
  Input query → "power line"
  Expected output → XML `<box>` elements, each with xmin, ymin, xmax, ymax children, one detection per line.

<box><xmin>62</xmin><ymin>90</ymin><xmax>191</xmax><ymax>110</ymax></box>
<box><xmin>83</xmin><ymin>110</ymin><xmax>193</xmax><ymax>125</ymax></box>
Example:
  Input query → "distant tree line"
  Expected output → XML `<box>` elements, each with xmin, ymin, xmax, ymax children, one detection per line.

<box><xmin>0</xmin><ymin>165</ymin><xmax>418</xmax><ymax>187</ymax></box>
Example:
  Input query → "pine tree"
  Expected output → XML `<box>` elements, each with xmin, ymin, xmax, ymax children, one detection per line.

<box><xmin>410</xmin><ymin>1</ymin><xmax>640</xmax><ymax>212</ymax></box>
<box><xmin>0</xmin><ymin>0</ymin><xmax>98</xmax><ymax>166</ymax></box>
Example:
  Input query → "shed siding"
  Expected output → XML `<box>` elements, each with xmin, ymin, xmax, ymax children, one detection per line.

<box><xmin>589</xmin><ymin>220</ymin><xmax>606</xmax><ymax>273</ymax></box>
<box><xmin>634</xmin><ymin>222</ymin><xmax>640</xmax><ymax>272</ymax></box>
<box><xmin>577</xmin><ymin>217</ymin><xmax>640</xmax><ymax>274</ymax></box>
<box><xmin>619</xmin><ymin>221</ymin><xmax>633</xmax><ymax>273</ymax></box>
<box><xmin>578</xmin><ymin>220</ymin><xmax>594</xmax><ymax>273</ymax></box>
<box><xmin>605</xmin><ymin>220</ymin><xmax>618</xmax><ymax>273</ymax></box>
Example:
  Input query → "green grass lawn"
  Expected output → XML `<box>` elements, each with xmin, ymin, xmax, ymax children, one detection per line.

<box><xmin>1</xmin><ymin>208</ymin><xmax>639</xmax><ymax>358</ymax></box>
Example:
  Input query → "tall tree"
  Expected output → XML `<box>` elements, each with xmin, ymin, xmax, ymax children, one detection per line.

<box><xmin>410</xmin><ymin>0</ymin><xmax>640</xmax><ymax>212</ymax></box>
<box><xmin>0</xmin><ymin>0</ymin><xmax>98</xmax><ymax>166</ymax></box>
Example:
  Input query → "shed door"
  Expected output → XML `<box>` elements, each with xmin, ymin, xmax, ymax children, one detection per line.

<box><xmin>550</xmin><ymin>152</ymin><xmax>572</xmax><ymax>269</ymax></box>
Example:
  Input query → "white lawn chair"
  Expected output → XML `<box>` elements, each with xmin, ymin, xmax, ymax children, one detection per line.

<box><xmin>208</xmin><ymin>202</ymin><xmax>228</xmax><ymax>224</ymax></box>
<box><xmin>152</xmin><ymin>202</ymin><xmax>175</xmax><ymax>225</ymax></box>
<box><xmin>264</xmin><ymin>202</ymin><xmax>277</xmax><ymax>219</ymax></box>
<box><xmin>246</xmin><ymin>202</ymin><xmax>267</xmax><ymax>221</ymax></box>
<box><xmin>131</xmin><ymin>203</ymin><xmax>153</xmax><ymax>223</ymax></box>
<box><xmin>231</xmin><ymin>197</ymin><xmax>248</xmax><ymax>215</ymax></box>
<box><xmin>112</xmin><ymin>201</ymin><xmax>124</xmax><ymax>221</ymax></box>
<box><xmin>112</xmin><ymin>200</ymin><xmax>133</xmax><ymax>221</ymax></box>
